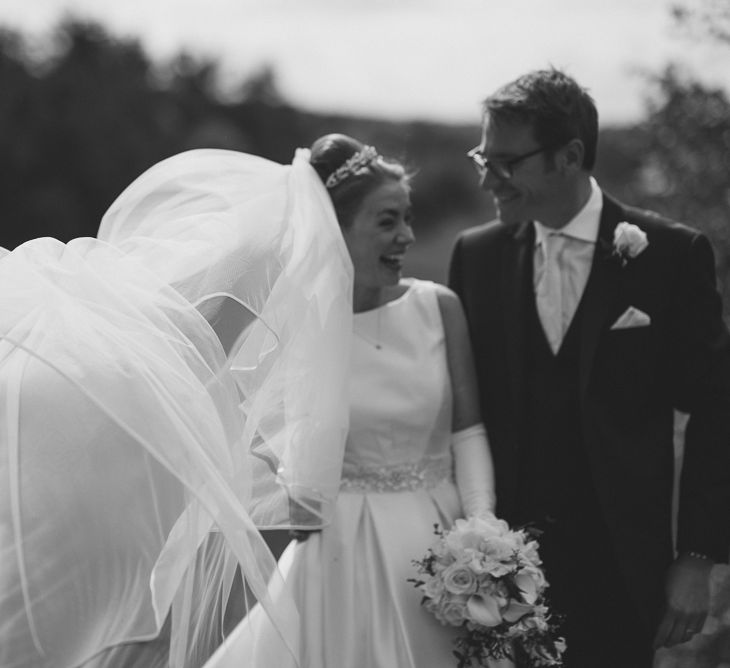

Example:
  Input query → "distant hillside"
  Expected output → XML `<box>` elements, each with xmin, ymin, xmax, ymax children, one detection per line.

<box><xmin>2</xmin><ymin>19</ymin><xmax>728</xmax><ymax>315</ymax></box>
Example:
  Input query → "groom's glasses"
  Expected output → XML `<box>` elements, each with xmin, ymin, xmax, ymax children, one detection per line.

<box><xmin>467</xmin><ymin>144</ymin><xmax>557</xmax><ymax>181</ymax></box>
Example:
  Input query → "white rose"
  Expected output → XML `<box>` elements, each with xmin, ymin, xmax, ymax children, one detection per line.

<box><xmin>613</xmin><ymin>222</ymin><xmax>648</xmax><ymax>261</ymax></box>
<box><xmin>468</xmin><ymin>554</ymin><xmax>494</xmax><ymax>576</ymax></box>
<box><xmin>471</xmin><ymin>514</ymin><xmax>510</xmax><ymax>537</ymax></box>
<box><xmin>479</xmin><ymin>558</ymin><xmax>514</xmax><ymax>578</ymax></box>
<box><xmin>433</xmin><ymin>596</ymin><xmax>469</xmax><ymax>626</ymax></box>
<box><xmin>446</xmin><ymin>524</ymin><xmax>485</xmax><ymax>552</ymax></box>
<box><xmin>519</xmin><ymin>538</ymin><xmax>542</xmax><ymax>567</ymax></box>
<box><xmin>482</xmin><ymin>536</ymin><xmax>516</xmax><ymax>561</ymax></box>
<box><xmin>442</xmin><ymin>563</ymin><xmax>479</xmax><ymax>595</ymax></box>
<box><xmin>423</xmin><ymin>576</ymin><xmax>446</xmax><ymax>600</ymax></box>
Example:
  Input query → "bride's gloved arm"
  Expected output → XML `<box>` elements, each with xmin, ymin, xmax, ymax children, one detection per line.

<box><xmin>435</xmin><ymin>285</ymin><xmax>497</xmax><ymax>518</ymax></box>
<box><xmin>453</xmin><ymin>423</ymin><xmax>496</xmax><ymax>517</ymax></box>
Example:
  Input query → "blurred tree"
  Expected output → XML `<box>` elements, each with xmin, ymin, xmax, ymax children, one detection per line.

<box><xmin>594</xmin><ymin>126</ymin><xmax>649</xmax><ymax>205</ymax></box>
<box><xmin>403</xmin><ymin>120</ymin><xmax>487</xmax><ymax>227</ymax></box>
<box><xmin>0</xmin><ymin>12</ymin><xmax>677</xmax><ymax>273</ymax></box>
<box><xmin>238</xmin><ymin>65</ymin><xmax>285</xmax><ymax>106</ymax></box>
<box><xmin>0</xmin><ymin>19</ymin><xmax>183</xmax><ymax>246</ymax></box>
<box><xmin>640</xmin><ymin>13</ymin><xmax>730</xmax><ymax>668</ymax></box>
<box><xmin>672</xmin><ymin>0</ymin><xmax>730</xmax><ymax>45</ymax></box>
<box><xmin>40</xmin><ymin>20</ymin><xmax>178</xmax><ymax>234</ymax></box>
<box><xmin>641</xmin><ymin>68</ymin><xmax>730</xmax><ymax>292</ymax></box>
<box><xmin>635</xmin><ymin>1</ymin><xmax>730</xmax><ymax>310</ymax></box>
<box><xmin>0</xmin><ymin>28</ymin><xmax>40</xmax><ymax>246</ymax></box>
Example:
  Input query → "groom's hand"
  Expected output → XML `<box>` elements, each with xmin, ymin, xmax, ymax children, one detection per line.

<box><xmin>653</xmin><ymin>553</ymin><xmax>713</xmax><ymax>648</ymax></box>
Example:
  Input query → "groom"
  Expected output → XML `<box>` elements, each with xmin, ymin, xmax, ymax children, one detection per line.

<box><xmin>448</xmin><ymin>68</ymin><xmax>730</xmax><ymax>667</ymax></box>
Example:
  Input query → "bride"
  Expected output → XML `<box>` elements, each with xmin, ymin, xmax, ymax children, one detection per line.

<box><xmin>205</xmin><ymin>134</ymin><xmax>506</xmax><ymax>668</ymax></box>
<box><xmin>1</xmin><ymin>133</ymin><xmax>510</xmax><ymax>668</ymax></box>
<box><xmin>0</xmin><ymin>148</ymin><xmax>354</xmax><ymax>667</ymax></box>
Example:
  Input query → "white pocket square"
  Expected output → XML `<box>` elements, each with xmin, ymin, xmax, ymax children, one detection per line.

<box><xmin>610</xmin><ymin>306</ymin><xmax>651</xmax><ymax>330</ymax></box>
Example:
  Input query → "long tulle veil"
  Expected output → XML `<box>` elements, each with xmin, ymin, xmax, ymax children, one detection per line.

<box><xmin>0</xmin><ymin>148</ymin><xmax>353</xmax><ymax>667</ymax></box>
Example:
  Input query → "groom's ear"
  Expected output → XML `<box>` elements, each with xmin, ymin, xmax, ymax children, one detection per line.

<box><xmin>559</xmin><ymin>138</ymin><xmax>586</xmax><ymax>174</ymax></box>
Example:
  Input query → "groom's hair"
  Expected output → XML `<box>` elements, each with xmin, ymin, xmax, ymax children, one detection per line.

<box><xmin>482</xmin><ymin>67</ymin><xmax>599</xmax><ymax>171</ymax></box>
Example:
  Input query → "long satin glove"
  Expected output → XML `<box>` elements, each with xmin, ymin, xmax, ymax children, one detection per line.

<box><xmin>452</xmin><ymin>423</ymin><xmax>496</xmax><ymax>518</ymax></box>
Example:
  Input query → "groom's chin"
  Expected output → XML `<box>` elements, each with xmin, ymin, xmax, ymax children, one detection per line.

<box><xmin>495</xmin><ymin>208</ymin><xmax>525</xmax><ymax>226</ymax></box>
<box><xmin>493</xmin><ymin>200</ymin><xmax>521</xmax><ymax>225</ymax></box>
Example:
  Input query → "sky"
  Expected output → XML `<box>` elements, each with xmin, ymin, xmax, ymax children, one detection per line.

<box><xmin>2</xmin><ymin>0</ymin><xmax>727</xmax><ymax>126</ymax></box>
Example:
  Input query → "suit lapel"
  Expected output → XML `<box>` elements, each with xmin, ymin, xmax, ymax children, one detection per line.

<box><xmin>579</xmin><ymin>194</ymin><xmax>625</xmax><ymax>397</ymax></box>
<box><xmin>502</xmin><ymin>221</ymin><xmax>534</xmax><ymax>411</ymax></box>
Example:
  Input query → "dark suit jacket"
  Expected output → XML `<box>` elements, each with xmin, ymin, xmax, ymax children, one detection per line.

<box><xmin>449</xmin><ymin>192</ymin><xmax>730</xmax><ymax>623</ymax></box>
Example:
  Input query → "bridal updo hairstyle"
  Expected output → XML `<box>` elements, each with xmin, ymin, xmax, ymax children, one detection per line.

<box><xmin>309</xmin><ymin>134</ymin><xmax>408</xmax><ymax>229</ymax></box>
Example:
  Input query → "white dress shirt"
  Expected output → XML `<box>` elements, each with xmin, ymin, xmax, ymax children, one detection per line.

<box><xmin>533</xmin><ymin>178</ymin><xmax>603</xmax><ymax>353</ymax></box>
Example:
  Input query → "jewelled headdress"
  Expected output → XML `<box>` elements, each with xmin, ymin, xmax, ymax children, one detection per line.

<box><xmin>325</xmin><ymin>146</ymin><xmax>379</xmax><ymax>189</ymax></box>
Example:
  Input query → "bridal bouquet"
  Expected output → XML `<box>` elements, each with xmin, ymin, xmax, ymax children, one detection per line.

<box><xmin>410</xmin><ymin>515</ymin><xmax>565</xmax><ymax>667</ymax></box>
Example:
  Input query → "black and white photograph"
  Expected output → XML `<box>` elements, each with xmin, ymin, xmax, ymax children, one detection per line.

<box><xmin>1</xmin><ymin>1</ymin><xmax>729</xmax><ymax>667</ymax></box>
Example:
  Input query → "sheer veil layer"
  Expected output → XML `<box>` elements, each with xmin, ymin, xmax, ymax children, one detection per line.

<box><xmin>0</xmin><ymin>149</ymin><xmax>353</xmax><ymax>667</ymax></box>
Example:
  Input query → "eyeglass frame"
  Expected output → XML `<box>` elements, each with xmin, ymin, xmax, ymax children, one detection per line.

<box><xmin>467</xmin><ymin>142</ymin><xmax>564</xmax><ymax>181</ymax></box>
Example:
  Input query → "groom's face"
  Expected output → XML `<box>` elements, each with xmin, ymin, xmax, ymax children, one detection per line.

<box><xmin>477</xmin><ymin>116</ymin><xmax>562</xmax><ymax>226</ymax></box>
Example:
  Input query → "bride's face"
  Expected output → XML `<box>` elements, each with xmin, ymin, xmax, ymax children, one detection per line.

<box><xmin>341</xmin><ymin>181</ymin><xmax>414</xmax><ymax>290</ymax></box>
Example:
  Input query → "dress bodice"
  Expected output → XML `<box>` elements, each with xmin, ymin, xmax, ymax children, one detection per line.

<box><xmin>342</xmin><ymin>279</ymin><xmax>453</xmax><ymax>486</ymax></box>
<box><xmin>208</xmin><ymin>279</ymin><xmax>467</xmax><ymax>668</ymax></box>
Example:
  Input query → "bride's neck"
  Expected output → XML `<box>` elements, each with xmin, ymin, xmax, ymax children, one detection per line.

<box><xmin>353</xmin><ymin>283</ymin><xmax>406</xmax><ymax>313</ymax></box>
<box><xmin>353</xmin><ymin>285</ymin><xmax>384</xmax><ymax>313</ymax></box>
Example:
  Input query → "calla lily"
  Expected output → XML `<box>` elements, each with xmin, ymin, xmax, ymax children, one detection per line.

<box><xmin>467</xmin><ymin>594</ymin><xmax>502</xmax><ymax>627</ymax></box>
<box><xmin>514</xmin><ymin>572</ymin><xmax>538</xmax><ymax>604</ymax></box>
<box><xmin>502</xmin><ymin>601</ymin><xmax>534</xmax><ymax>623</ymax></box>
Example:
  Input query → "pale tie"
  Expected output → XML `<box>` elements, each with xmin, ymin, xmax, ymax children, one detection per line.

<box><xmin>536</xmin><ymin>232</ymin><xmax>565</xmax><ymax>354</ymax></box>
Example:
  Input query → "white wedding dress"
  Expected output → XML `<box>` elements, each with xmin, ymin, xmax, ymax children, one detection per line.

<box><xmin>0</xmin><ymin>149</ymin><xmax>353</xmax><ymax>668</ymax></box>
<box><xmin>206</xmin><ymin>279</ymin><xmax>476</xmax><ymax>668</ymax></box>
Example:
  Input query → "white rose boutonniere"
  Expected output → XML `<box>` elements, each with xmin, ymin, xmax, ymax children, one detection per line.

<box><xmin>613</xmin><ymin>222</ymin><xmax>648</xmax><ymax>266</ymax></box>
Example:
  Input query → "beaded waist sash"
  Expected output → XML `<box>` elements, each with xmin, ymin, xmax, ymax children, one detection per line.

<box><xmin>340</xmin><ymin>456</ymin><xmax>452</xmax><ymax>493</ymax></box>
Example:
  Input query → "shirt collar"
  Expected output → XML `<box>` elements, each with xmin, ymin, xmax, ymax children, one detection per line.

<box><xmin>534</xmin><ymin>177</ymin><xmax>603</xmax><ymax>246</ymax></box>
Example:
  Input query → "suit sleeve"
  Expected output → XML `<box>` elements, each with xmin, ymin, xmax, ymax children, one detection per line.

<box><xmin>673</xmin><ymin>232</ymin><xmax>730</xmax><ymax>562</ymax></box>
